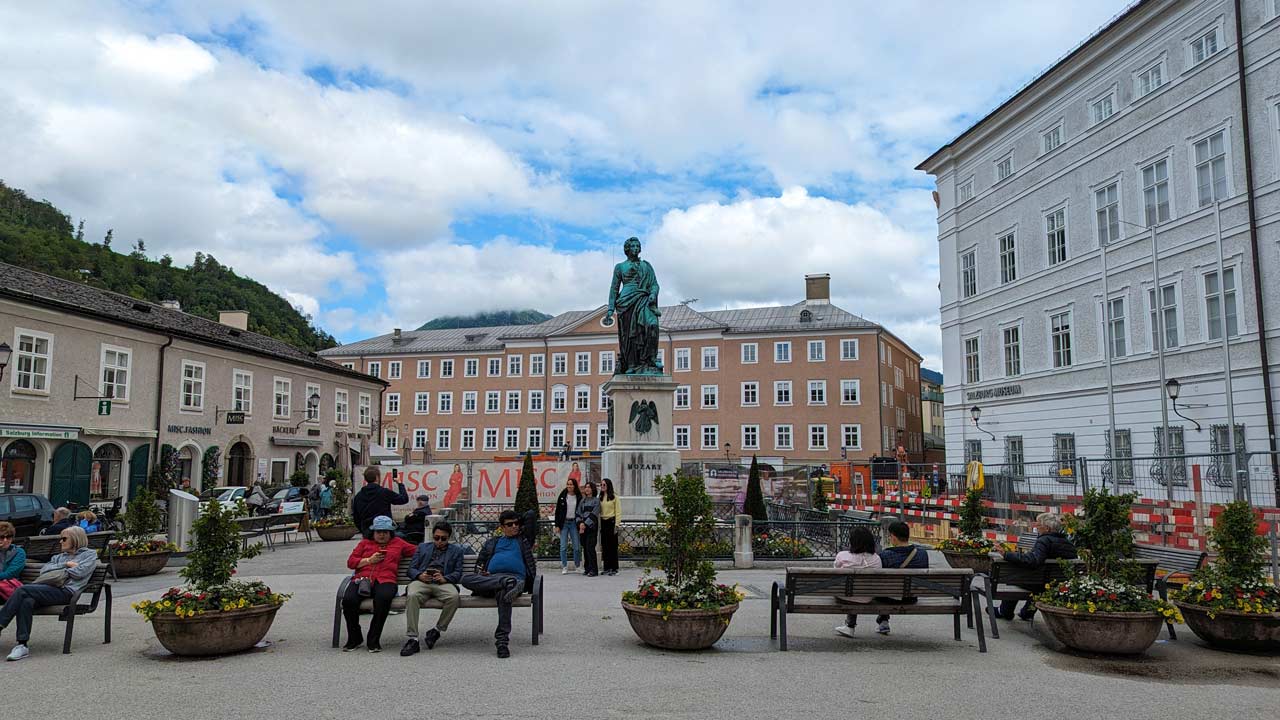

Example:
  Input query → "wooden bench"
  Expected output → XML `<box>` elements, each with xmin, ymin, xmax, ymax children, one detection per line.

<box><xmin>771</xmin><ymin>567</ymin><xmax>984</xmax><ymax>652</ymax></box>
<box><xmin>17</xmin><ymin>562</ymin><xmax>112</xmax><ymax>654</ymax></box>
<box><xmin>18</xmin><ymin>532</ymin><xmax>117</xmax><ymax>580</ymax></box>
<box><xmin>1133</xmin><ymin>544</ymin><xmax>1207</xmax><ymax>640</ymax></box>
<box><xmin>264</xmin><ymin>511</ymin><xmax>311</xmax><ymax>549</ymax></box>
<box><xmin>233</xmin><ymin>515</ymin><xmax>273</xmax><ymax>549</ymax></box>
<box><xmin>978</xmin><ymin>557</ymin><xmax>1160</xmax><ymax>639</ymax></box>
<box><xmin>330</xmin><ymin>557</ymin><xmax>545</xmax><ymax>649</ymax></box>
<box><xmin>842</xmin><ymin>510</ymin><xmax>877</xmax><ymax>522</ymax></box>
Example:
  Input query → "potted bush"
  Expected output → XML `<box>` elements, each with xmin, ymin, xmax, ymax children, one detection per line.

<box><xmin>621</xmin><ymin>471</ymin><xmax>744</xmax><ymax>650</ymax></box>
<box><xmin>313</xmin><ymin>468</ymin><xmax>358</xmax><ymax>541</ymax></box>
<box><xmin>1034</xmin><ymin>489</ymin><xmax>1181</xmax><ymax>655</ymax></box>
<box><xmin>109</xmin><ymin>488</ymin><xmax>178</xmax><ymax>577</ymax></box>
<box><xmin>937</xmin><ymin>487</ymin><xmax>997</xmax><ymax>573</ymax></box>
<box><xmin>133</xmin><ymin>499</ymin><xmax>289</xmax><ymax>656</ymax></box>
<box><xmin>1176</xmin><ymin>500</ymin><xmax>1280</xmax><ymax>652</ymax></box>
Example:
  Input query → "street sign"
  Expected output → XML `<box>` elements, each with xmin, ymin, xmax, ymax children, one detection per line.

<box><xmin>97</xmin><ymin>400</ymin><xmax>111</xmax><ymax>416</ymax></box>
<box><xmin>226</xmin><ymin>411</ymin><xmax>246</xmax><ymax>425</ymax></box>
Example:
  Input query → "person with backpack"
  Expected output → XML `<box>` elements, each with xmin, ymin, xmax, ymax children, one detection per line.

<box><xmin>320</xmin><ymin>480</ymin><xmax>334</xmax><ymax>518</ymax></box>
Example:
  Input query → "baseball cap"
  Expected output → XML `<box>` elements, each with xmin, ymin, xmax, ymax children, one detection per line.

<box><xmin>371</xmin><ymin>516</ymin><xmax>395</xmax><ymax>531</ymax></box>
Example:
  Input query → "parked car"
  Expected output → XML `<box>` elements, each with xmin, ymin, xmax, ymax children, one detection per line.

<box><xmin>205</xmin><ymin>486</ymin><xmax>248</xmax><ymax>512</ymax></box>
<box><xmin>261</xmin><ymin>486</ymin><xmax>306</xmax><ymax>515</ymax></box>
<box><xmin>0</xmin><ymin>493</ymin><xmax>55</xmax><ymax>537</ymax></box>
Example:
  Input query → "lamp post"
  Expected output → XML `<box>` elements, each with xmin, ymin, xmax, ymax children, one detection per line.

<box><xmin>970</xmin><ymin>405</ymin><xmax>995</xmax><ymax>442</ymax></box>
<box><xmin>723</xmin><ymin>442</ymin><xmax>732</xmax><ymax>468</ymax></box>
<box><xmin>0</xmin><ymin>342</ymin><xmax>10</xmax><ymax>383</ymax></box>
<box><xmin>292</xmin><ymin>392</ymin><xmax>322</xmax><ymax>429</ymax></box>
<box><xmin>1165</xmin><ymin>379</ymin><xmax>1202</xmax><ymax>433</ymax></box>
<box><xmin>1212</xmin><ymin>201</ymin><xmax>1241</xmax><ymax>501</ymax></box>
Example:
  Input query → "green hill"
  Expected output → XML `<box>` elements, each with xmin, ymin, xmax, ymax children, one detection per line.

<box><xmin>419</xmin><ymin>309</ymin><xmax>551</xmax><ymax>331</ymax></box>
<box><xmin>0</xmin><ymin>180</ymin><xmax>336</xmax><ymax>351</ymax></box>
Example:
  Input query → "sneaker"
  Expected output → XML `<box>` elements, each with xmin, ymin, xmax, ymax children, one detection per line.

<box><xmin>496</xmin><ymin>645</ymin><xmax>511</xmax><ymax>659</ymax></box>
<box><xmin>6</xmin><ymin>644</ymin><xmax>29</xmax><ymax>662</ymax></box>
<box><xmin>876</xmin><ymin>622</ymin><xmax>891</xmax><ymax>635</ymax></box>
<box><xmin>561</xmin><ymin>567</ymin><xmax>569</xmax><ymax>575</ymax></box>
<box><xmin>423</xmin><ymin>628</ymin><xmax>441</xmax><ymax>650</ymax></box>
<box><xmin>399</xmin><ymin>638</ymin><xmax>420</xmax><ymax>657</ymax></box>
<box><xmin>368</xmin><ymin>644</ymin><xmax>382</xmax><ymax>654</ymax></box>
<box><xmin>501</xmin><ymin>580</ymin><xmax>523</xmax><ymax>605</ymax></box>
<box><xmin>835</xmin><ymin>625</ymin><xmax>856</xmax><ymax>639</ymax></box>
<box><xmin>573</xmin><ymin>564</ymin><xmax>580</xmax><ymax>573</ymax></box>
<box><xmin>342</xmin><ymin>633</ymin><xmax>364</xmax><ymax>652</ymax></box>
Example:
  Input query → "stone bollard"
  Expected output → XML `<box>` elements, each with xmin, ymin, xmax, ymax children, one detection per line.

<box><xmin>734</xmin><ymin>514</ymin><xmax>754</xmax><ymax>569</ymax></box>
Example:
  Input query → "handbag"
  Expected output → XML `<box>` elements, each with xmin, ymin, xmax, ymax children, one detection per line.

<box><xmin>33</xmin><ymin>568</ymin><xmax>69</xmax><ymax>587</ymax></box>
<box><xmin>0</xmin><ymin>578</ymin><xmax>21</xmax><ymax>601</ymax></box>
<box><xmin>356</xmin><ymin>577</ymin><xmax>373</xmax><ymax>597</ymax></box>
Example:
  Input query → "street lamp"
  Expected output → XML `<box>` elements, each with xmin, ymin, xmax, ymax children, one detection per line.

<box><xmin>292</xmin><ymin>392</ymin><xmax>322</xmax><ymax>429</ymax></box>
<box><xmin>0</xmin><ymin>342</ymin><xmax>10</xmax><ymax>382</ymax></box>
<box><xmin>970</xmin><ymin>405</ymin><xmax>995</xmax><ymax>441</ymax></box>
<box><xmin>1165</xmin><ymin>379</ymin><xmax>1202</xmax><ymax>432</ymax></box>
<box><xmin>723</xmin><ymin>442</ymin><xmax>732</xmax><ymax>467</ymax></box>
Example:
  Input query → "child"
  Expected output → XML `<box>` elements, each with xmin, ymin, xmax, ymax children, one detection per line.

<box><xmin>833</xmin><ymin>527</ymin><xmax>882</xmax><ymax>638</ymax></box>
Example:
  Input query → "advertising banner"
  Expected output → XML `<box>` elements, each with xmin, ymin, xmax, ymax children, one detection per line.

<box><xmin>356</xmin><ymin>460</ymin><xmax>598</xmax><ymax>507</ymax></box>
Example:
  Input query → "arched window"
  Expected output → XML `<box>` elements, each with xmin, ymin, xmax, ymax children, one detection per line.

<box><xmin>92</xmin><ymin>445</ymin><xmax>124</xmax><ymax>500</ymax></box>
<box><xmin>800</xmin><ymin>309</ymin><xmax>813</xmax><ymax>323</ymax></box>
<box><xmin>176</xmin><ymin>446</ymin><xmax>196</xmax><ymax>490</ymax></box>
<box><xmin>1</xmin><ymin>440</ymin><xmax>37</xmax><ymax>494</ymax></box>
<box><xmin>228</xmin><ymin>442</ymin><xmax>252</xmax><ymax>487</ymax></box>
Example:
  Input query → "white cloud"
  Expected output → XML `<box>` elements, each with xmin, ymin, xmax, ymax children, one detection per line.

<box><xmin>99</xmin><ymin>32</ymin><xmax>217</xmax><ymax>84</ymax></box>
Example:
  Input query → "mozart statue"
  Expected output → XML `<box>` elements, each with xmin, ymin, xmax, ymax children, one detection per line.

<box><xmin>604</xmin><ymin>237</ymin><xmax>663</xmax><ymax>375</ymax></box>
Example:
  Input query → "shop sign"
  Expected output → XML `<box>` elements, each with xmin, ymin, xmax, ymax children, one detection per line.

<box><xmin>272</xmin><ymin>425</ymin><xmax>297</xmax><ymax>435</ymax></box>
<box><xmin>0</xmin><ymin>426</ymin><xmax>79</xmax><ymax>440</ymax></box>
<box><xmin>964</xmin><ymin>384</ymin><xmax>1022</xmax><ymax>401</ymax></box>
<box><xmin>167</xmin><ymin>424</ymin><xmax>212</xmax><ymax>435</ymax></box>
<box><xmin>225</xmin><ymin>412</ymin><xmax>246</xmax><ymax>425</ymax></box>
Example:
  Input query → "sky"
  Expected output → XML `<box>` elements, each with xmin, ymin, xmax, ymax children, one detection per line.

<box><xmin>0</xmin><ymin>1</ymin><xmax>1135</xmax><ymax>370</ymax></box>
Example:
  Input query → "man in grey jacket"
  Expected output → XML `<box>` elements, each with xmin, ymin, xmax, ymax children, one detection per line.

<box><xmin>400</xmin><ymin>521</ymin><xmax>465</xmax><ymax>656</ymax></box>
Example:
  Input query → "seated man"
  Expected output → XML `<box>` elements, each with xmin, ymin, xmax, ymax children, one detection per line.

<box><xmin>865</xmin><ymin>520</ymin><xmax>928</xmax><ymax>636</ymax></box>
<box><xmin>40</xmin><ymin>507</ymin><xmax>74</xmax><ymax>536</ymax></box>
<box><xmin>461</xmin><ymin>509</ymin><xmax>536</xmax><ymax>658</ymax></box>
<box><xmin>401</xmin><ymin>520</ymin><xmax>464</xmax><ymax>656</ymax></box>
<box><xmin>400</xmin><ymin>495</ymin><xmax>433</xmax><ymax>544</ymax></box>
<box><xmin>998</xmin><ymin>512</ymin><xmax>1076</xmax><ymax>621</ymax></box>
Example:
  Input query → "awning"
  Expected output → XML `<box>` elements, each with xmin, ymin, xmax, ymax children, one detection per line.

<box><xmin>271</xmin><ymin>436</ymin><xmax>323</xmax><ymax>448</ymax></box>
<box><xmin>82</xmin><ymin>427</ymin><xmax>158</xmax><ymax>438</ymax></box>
<box><xmin>0</xmin><ymin>423</ymin><xmax>80</xmax><ymax>440</ymax></box>
<box><xmin>367</xmin><ymin>442</ymin><xmax>400</xmax><ymax>461</ymax></box>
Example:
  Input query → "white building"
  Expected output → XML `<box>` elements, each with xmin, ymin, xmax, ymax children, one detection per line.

<box><xmin>917</xmin><ymin>0</ymin><xmax>1280</xmax><ymax>498</ymax></box>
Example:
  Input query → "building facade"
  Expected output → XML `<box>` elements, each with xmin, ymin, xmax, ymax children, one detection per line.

<box><xmin>920</xmin><ymin>368</ymin><xmax>945</xmax><ymax>462</ymax></box>
<box><xmin>0</xmin><ymin>263</ymin><xmax>384</xmax><ymax>506</ymax></box>
<box><xmin>320</xmin><ymin>274</ymin><xmax>924</xmax><ymax>465</ymax></box>
<box><xmin>918</xmin><ymin>0</ymin><xmax>1280</xmax><ymax>483</ymax></box>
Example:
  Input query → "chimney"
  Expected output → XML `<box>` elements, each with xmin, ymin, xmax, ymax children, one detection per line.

<box><xmin>804</xmin><ymin>273</ymin><xmax>831</xmax><ymax>304</ymax></box>
<box><xmin>218</xmin><ymin>310</ymin><xmax>249</xmax><ymax>330</ymax></box>
<box><xmin>392</xmin><ymin>328</ymin><xmax>403</xmax><ymax>345</ymax></box>
<box><xmin>159</xmin><ymin>300</ymin><xmax>182</xmax><ymax>312</ymax></box>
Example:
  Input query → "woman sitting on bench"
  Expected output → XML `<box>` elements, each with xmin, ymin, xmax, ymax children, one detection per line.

<box><xmin>0</xmin><ymin>526</ymin><xmax>98</xmax><ymax>662</ymax></box>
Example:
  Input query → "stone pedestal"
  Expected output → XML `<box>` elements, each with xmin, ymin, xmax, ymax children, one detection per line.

<box><xmin>602</xmin><ymin>374</ymin><xmax>680</xmax><ymax>519</ymax></box>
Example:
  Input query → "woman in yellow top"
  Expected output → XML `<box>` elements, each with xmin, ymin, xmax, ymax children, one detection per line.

<box><xmin>598</xmin><ymin>478</ymin><xmax>620</xmax><ymax>576</ymax></box>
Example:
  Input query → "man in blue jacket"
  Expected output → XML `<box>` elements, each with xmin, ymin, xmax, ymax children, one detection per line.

<box><xmin>462</xmin><ymin>510</ymin><xmax>537</xmax><ymax>658</ymax></box>
<box><xmin>998</xmin><ymin>512</ymin><xmax>1076</xmax><ymax>621</ymax></box>
<box><xmin>400</xmin><ymin>520</ymin><xmax>465</xmax><ymax>656</ymax></box>
<box><xmin>873</xmin><ymin>520</ymin><xmax>928</xmax><ymax>636</ymax></box>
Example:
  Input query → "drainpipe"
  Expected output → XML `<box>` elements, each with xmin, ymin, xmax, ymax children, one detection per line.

<box><xmin>153</xmin><ymin>335</ymin><xmax>174</xmax><ymax>470</ymax></box>
<box><xmin>542</xmin><ymin>337</ymin><xmax>550</xmax><ymax>453</ymax></box>
<box><xmin>1233</xmin><ymin>0</ymin><xmax>1279</xmax><ymax>490</ymax></box>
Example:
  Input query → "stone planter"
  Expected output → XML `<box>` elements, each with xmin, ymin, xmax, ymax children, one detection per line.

<box><xmin>1176</xmin><ymin>602</ymin><xmax>1280</xmax><ymax>653</ymax></box>
<box><xmin>1035</xmin><ymin>603</ymin><xmax>1164</xmax><ymax>655</ymax></box>
<box><xmin>941</xmin><ymin>550</ymin><xmax>993</xmax><ymax>575</ymax></box>
<box><xmin>621</xmin><ymin>601</ymin><xmax>738</xmax><ymax>650</ymax></box>
<box><xmin>315</xmin><ymin>525</ymin><xmax>358</xmax><ymax>542</ymax></box>
<box><xmin>112</xmin><ymin>551</ymin><xmax>172</xmax><ymax>578</ymax></box>
<box><xmin>150</xmin><ymin>603</ymin><xmax>282</xmax><ymax>657</ymax></box>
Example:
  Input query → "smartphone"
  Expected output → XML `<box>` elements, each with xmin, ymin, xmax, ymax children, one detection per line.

<box><xmin>392</xmin><ymin>468</ymin><xmax>399</xmax><ymax>480</ymax></box>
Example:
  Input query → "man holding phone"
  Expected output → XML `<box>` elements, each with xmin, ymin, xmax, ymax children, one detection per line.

<box><xmin>462</xmin><ymin>509</ymin><xmax>537</xmax><ymax>658</ymax></box>
<box><xmin>352</xmin><ymin>465</ymin><xmax>409</xmax><ymax>539</ymax></box>
<box><xmin>400</xmin><ymin>521</ymin><xmax>464</xmax><ymax>656</ymax></box>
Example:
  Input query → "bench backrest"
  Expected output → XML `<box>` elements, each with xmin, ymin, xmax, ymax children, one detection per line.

<box><xmin>87</xmin><ymin>531</ymin><xmax>115</xmax><ymax>552</ymax></box>
<box><xmin>20</xmin><ymin>536</ymin><xmax>62</xmax><ymax>562</ymax></box>
<box><xmin>844</xmin><ymin>510</ymin><xmax>875</xmax><ymax>522</ymax></box>
<box><xmin>992</xmin><ymin>557</ymin><xmax>1158</xmax><ymax>594</ymax></box>
<box><xmin>18</xmin><ymin>562</ymin><xmax>109</xmax><ymax>602</ymax></box>
<box><xmin>1015</xmin><ymin>533</ymin><xmax>1037</xmax><ymax>552</ymax></box>
<box><xmin>1133</xmin><ymin>544</ymin><xmax>1207</xmax><ymax>574</ymax></box>
<box><xmin>787</xmin><ymin>568</ymin><xmax>973</xmax><ymax>600</ymax></box>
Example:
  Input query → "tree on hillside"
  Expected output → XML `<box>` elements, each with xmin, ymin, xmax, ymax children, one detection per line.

<box><xmin>102</xmin><ymin>229</ymin><xmax>112</xmax><ymax>248</ymax></box>
<box><xmin>514</xmin><ymin>451</ymin><xmax>539</xmax><ymax>516</ymax></box>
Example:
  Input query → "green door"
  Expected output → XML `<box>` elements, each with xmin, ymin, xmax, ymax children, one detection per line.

<box><xmin>128</xmin><ymin>445</ymin><xmax>150</xmax><ymax>501</ymax></box>
<box><xmin>50</xmin><ymin>441</ymin><xmax>92</xmax><ymax>507</ymax></box>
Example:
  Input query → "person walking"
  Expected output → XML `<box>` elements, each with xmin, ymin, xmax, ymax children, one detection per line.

<box><xmin>599</xmin><ymin>478</ymin><xmax>620</xmax><ymax>576</ymax></box>
<box><xmin>553</xmin><ymin>476</ymin><xmax>582</xmax><ymax>574</ymax></box>
<box><xmin>577</xmin><ymin>481</ymin><xmax>601</xmax><ymax>577</ymax></box>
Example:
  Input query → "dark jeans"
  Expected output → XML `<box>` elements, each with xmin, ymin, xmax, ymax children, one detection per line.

<box><xmin>581</xmin><ymin>526</ymin><xmax>598</xmax><ymax>575</ymax></box>
<box><xmin>0</xmin><ymin>583</ymin><xmax>72</xmax><ymax>644</ymax></box>
<box><xmin>341</xmin><ymin>580</ymin><xmax>398</xmax><ymax>648</ymax></box>
<box><xmin>601</xmin><ymin>518</ymin><xmax>618</xmax><ymax>571</ymax></box>
<box><xmin>461</xmin><ymin>572</ymin><xmax>522</xmax><ymax>647</ymax></box>
<box><xmin>846</xmin><ymin>597</ymin><xmax>916</xmax><ymax>626</ymax></box>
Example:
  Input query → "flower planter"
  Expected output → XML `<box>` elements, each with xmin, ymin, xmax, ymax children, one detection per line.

<box><xmin>1035</xmin><ymin>603</ymin><xmax>1164</xmax><ymax>655</ymax></box>
<box><xmin>112</xmin><ymin>551</ymin><xmax>172</xmax><ymax>578</ymax></box>
<box><xmin>1175</xmin><ymin>602</ymin><xmax>1280</xmax><ymax>653</ymax></box>
<box><xmin>621</xmin><ymin>601</ymin><xmax>738</xmax><ymax>650</ymax></box>
<box><xmin>150</xmin><ymin>603</ymin><xmax>282</xmax><ymax>657</ymax></box>
<box><xmin>941</xmin><ymin>550</ymin><xmax>993</xmax><ymax>575</ymax></box>
<box><xmin>315</xmin><ymin>525</ymin><xmax>358</xmax><ymax>542</ymax></box>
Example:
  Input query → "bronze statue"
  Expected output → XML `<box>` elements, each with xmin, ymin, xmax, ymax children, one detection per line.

<box><xmin>604</xmin><ymin>237</ymin><xmax>663</xmax><ymax>375</ymax></box>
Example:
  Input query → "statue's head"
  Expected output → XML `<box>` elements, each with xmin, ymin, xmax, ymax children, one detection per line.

<box><xmin>623</xmin><ymin>236</ymin><xmax>641</xmax><ymax>259</ymax></box>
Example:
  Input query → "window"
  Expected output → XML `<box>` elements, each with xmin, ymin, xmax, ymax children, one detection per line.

<box><xmin>575</xmin><ymin>386</ymin><xmax>590</xmax><ymax>412</ymax></box>
<box><xmin>358</xmin><ymin>393</ymin><xmax>371</xmax><ymax>426</ymax></box>
<box><xmin>461</xmin><ymin>428</ymin><xmax>478</xmax><ymax>451</ymax></box>
<box><xmin>417</xmin><ymin>360</ymin><xmax>431</xmax><ymax>378</ymax></box>
<box><xmin>305</xmin><ymin>382</ymin><xmax>322</xmax><ymax>422</ymax></box>
<box><xmin>964</xmin><ymin>336</ymin><xmax>980</xmax><ymax>383</ymax></box>
<box><xmin>675</xmin><ymin>385</ymin><xmax>690</xmax><ymax>410</ymax></box>
<box><xmin>996</xmin><ymin>156</ymin><xmax>1012</xmax><ymax>182</ymax></box>
<box><xmin>701</xmin><ymin>347</ymin><xmax>718</xmax><ymax>370</ymax></box>
<box><xmin>598</xmin><ymin>423</ymin><xmax>610</xmax><ymax>449</ymax></box>
<box><xmin>1003</xmin><ymin>327</ymin><xmax>1024</xmax><ymax>379</ymax></box>
<box><xmin>807</xmin><ymin>380</ymin><xmax>826</xmax><ymax>405</ymax></box>
<box><xmin>1046</xmin><ymin>207</ymin><xmax>1067</xmax><ymax>265</ymax></box>
<box><xmin>808</xmin><ymin>424</ymin><xmax>827</xmax><ymax>450</ymax></box>
<box><xmin>335</xmin><ymin>389</ymin><xmax>349</xmax><ymax>425</ymax></box>
<box><xmin>1195</xmin><ymin>131</ymin><xmax>1228</xmax><ymax>207</ymax></box>
<box><xmin>485</xmin><ymin>358</ymin><xmax>500</xmax><ymax>377</ymax></box>
<box><xmin>841</xmin><ymin>424</ymin><xmax>861</xmax><ymax>451</ymax></box>
<box><xmin>1137</xmin><ymin>61</ymin><xmax>1164</xmax><ymax>97</ymax></box>
<box><xmin>1142</xmin><ymin>159</ymin><xmax>1171</xmax><ymax>225</ymax></box>
<box><xmin>1054</xmin><ymin>433</ymin><xmax>1077</xmax><ymax>474</ymax></box>
<box><xmin>527</xmin><ymin>427</ymin><xmax>543</xmax><ymax>451</ymax></box>
<box><xmin>342</xmin><ymin>362</ymin><xmax>354</xmax><ymax>370</ymax></box>
<box><xmin>100</xmin><ymin>345</ymin><xmax>131</xmax><ymax>401</ymax></box>
<box><xmin>440</xmin><ymin>359</ymin><xmax>454</xmax><ymax>378</ymax></box>
<box><xmin>506</xmin><ymin>390</ymin><xmax>521</xmax><ymax>413</ymax></box>
<box><xmin>701</xmin><ymin>385</ymin><xmax>718</xmax><ymax>409</ymax></box>
<box><xmin>529</xmin><ymin>390</ymin><xmax>544</xmax><ymax>413</ymax></box>
<box><xmin>840</xmin><ymin>379</ymin><xmax>860</xmax><ymax>405</ymax></box>
<box><xmin>462</xmin><ymin>391</ymin><xmax>477</xmax><ymax>413</ymax></box>
<box><xmin>774</xmin><ymin>341</ymin><xmax>791</xmax><ymax>363</ymax></box>
<box><xmin>507</xmin><ymin>355</ymin><xmax>522</xmax><ymax>377</ymax></box>
<box><xmin>701</xmin><ymin>425</ymin><xmax>719</xmax><ymax>450</ymax></box>
<box><xmin>550</xmin><ymin>425</ymin><xmax>566</xmax><ymax>451</ymax></box>
<box><xmin>741</xmin><ymin>381</ymin><xmax>759</xmax><ymax>406</ymax></box>
<box><xmin>552</xmin><ymin>386</ymin><xmax>567</xmax><ymax>412</ymax></box>
<box><xmin>741</xmin><ymin>343</ymin><xmax>758</xmax><ymax>364</ymax></box>
<box><xmin>675</xmin><ymin>426</ymin><xmax>690</xmax><ymax>450</ymax></box>
<box><xmin>438</xmin><ymin>391</ymin><xmax>453</xmax><ymax>414</ymax></box>
<box><xmin>894</xmin><ymin>367</ymin><xmax>904</xmax><ymax>389</ymax></box>
<box><xmin>413</xmin><ymin>428</ymin><xmax>428</xmax><ymax>450</ymax></box>
<box><xmin>486</xmin><ymin>390</ymin><xmax>500</xmax><ymax>413</ymax></box>
<box><xmin>464</xmin><ymin>358</ymin><xmax>479</xmax><ymax>377</ymax></box>
<box><xmin>384</xmin><ymin>428</ymin><xmax>398</xmax><ymax>450</ymax></box>
<box><xmin>415</xmin><ymin>391</ymin><xmax>430</xmax><ymax>414</ymax></box>
<box><xmin>385</xmin><ymin>392</ymin><xmax>400</xmax><ymax>415</ymax></box>
<box><xmin>1191</xmin><ymin>27</ymin><xmax>1220</xmax><ymax>65</ymax></box>
<box><xmin>775</xmin><ymin>425</ymin><xmax>793</xmax><ymax>450</ymax></box>
<box><xmin>1094</xmin><ymin>182</ymin><xmax>1119</xmax><ymax>245</ymax></box>
<box><xmin>961</xmin><ymin>249</ymin><xmax>977</xmax><ymax>298</ymax></box>
<box><xmin>1107</xmin><ymin>297</ymin><xmax>1128</xmax><ymax>358</ymax></box>
<box><xmin>1050</xmin><ymin>311</ymin><xmax>1073</xmax><ymax>368</ymax></box>
<box><xmin>388</xmin><ymin>361</ymin><xmax>401</xmax><ymax>379</ymax></box>
<box><xmin>1090</xmin><ymin>93</ymin><xmax>1115</xmax><ymax>124</ymax></box>
<box><xmin>1043</xmin><ymin>124</ymin><xmax>1062</xmax><ymax>154</ymax></box>
<box><xmin>774</xmin><ymin>380</ymin><xmax>792</xmax><ymax>406</ymax></box>
<box><xmin>530</xmin><ymin>354</ymin><xmax>544</xmax><ymax>376</ymax></box>
<box><xmin>958</xmin><ymin>178</ymin><xmax>974</xmax><ymax>204</ymax></box>
<box><xmin>1209</xmin><ymin>424</ymin><xmax>1246</xmax><ymax>482</ymax></box>
<box><xmin>881</xmin><ymin>381</ymin><xmax>890</xmax><ymax>406</ymax></box>
<box><xmin>436</xmin><ymin>428</ymin><xmax>451</xmax><ymax>451</ymax></box>
<box><xmin>1204</xmin><ymin>268</ymin><xmax>1239</xmax><ymax>340</ymax></box>
<box><xmin>840</xmin><ymin>338</ymin><xmax>859</xmax><ymax>360</ymax></box>
<box><xmin>484</xmin><ymin>428</ymin><xmax>499</xmax><ymax>451</ymax></box>
<box><xmin>1148</xmin><ymin>284</ymin><xmax>1180</xmax><ymax>350</ymax></box>
<box><xmin>807</xmin><ymin>340</ymin><xmax>825</xmax><ymax>362</ymax></box>
<box><xmin>552</xmin><ymin>353</ymin><xmax>567</xmax><ymax>375</ymax></box>
<box><xmin>742</xmin><ymin>425</ymin><xmax>759</xmax><ymax>450</ymax></box>
<box><xmin>599</xmin><ymin>351</ymin><xmax>614</xmax><ymax>375</ymax></box>
<box><xmin>367</xmin><ymin>361</ymin><xmax>381</xmax><ymax>379</ymax></box>
<box><xmin>1004</xmin><ymin>436</ymin><xmax>1025</xmax><ymax>478</ymax></box>
<box><xmin>576</xmin><ymin>352</ymin><xmax>590</xmax><ymax>375</ymax></box>
<box><xmin>1108</xmin><ymin>429</ymin><xmax>1134</xmax><ymax>483</ymax></box>
<box><xmin>574</xmin><ymin>424</ymin><xmax>590</xmax><ymax>450</ymax></box>
<box><xmin>598</xmin><ymin>386</ymin><xmax>609</xmax><ymax>411</ymax></box>
<box><xmin>999</xmin><ymin>232</ymin><xmax>1017</xmax><ymax>284</ymax></box>
<box><xmin>674</xmin><ymin>348</ymin><xmax>691</xmax><ymax>372</ymax></box>
<box><xmin>180</xmin><ymin>361</ymin><xmax>205</xmax><ymax>410</ymax></box>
